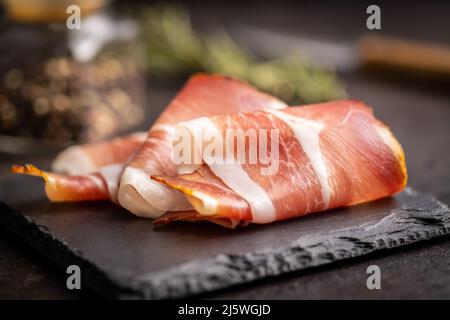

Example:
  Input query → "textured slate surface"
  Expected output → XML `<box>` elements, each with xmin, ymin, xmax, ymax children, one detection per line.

<box><xmin>0</xmin><ymin>172</ymin><xmax>449</xmax><ymax>299</ymax></box>
<box><xmin>1</xmin><ymin>2</ymin><xmax>449</xmax><ymax>299</ymax></box>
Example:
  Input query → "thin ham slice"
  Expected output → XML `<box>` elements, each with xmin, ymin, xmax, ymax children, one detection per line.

<box><xmin>118</xmin><ymin>74</ymin><xmax>287</xmax><ymax>217</ymax></box>
<box><xmin>12</xmin><ymin>132</ymin><xmax>146</xmax><ymax>202</ymax></box>
<box><xmin>52</xmin><ymin>132</ymin><xmax>147</xmax><ymax>174</ymax></box>
<box><xmin>153</xmin><ymin>99</ymin><xmax>407</xmax><ymax>227</ymax></box>
<box><xmin>11</xmin><ymin>164</ymin><xmax>110</xmax><ymax>202</ymax></box>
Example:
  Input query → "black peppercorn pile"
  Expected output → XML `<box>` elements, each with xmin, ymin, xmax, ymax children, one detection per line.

<box><xmin>0</xmin><ymin>55</ymin><xmax>144</xmax><ymax>143</ymax></box>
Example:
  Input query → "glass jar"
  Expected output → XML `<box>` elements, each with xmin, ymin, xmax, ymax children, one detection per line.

<box><xmin>0</xmin><ymin>0</ymin><xmax>145</xmax><ymax>149</ymax></box>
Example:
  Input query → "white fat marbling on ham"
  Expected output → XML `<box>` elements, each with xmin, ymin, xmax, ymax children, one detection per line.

<box><xmin>268</xmin><ymin>99</ymin><xmax>288</xmax><ymax>110</ymax></box>
<box><xmin>173</xmin><ymin>117</ymin><xmax>210</xmax><ymax>175</ymax></box>
<box><xmin>266</xmin><ymin>109</ymin><xmax>331</xmax><ymax>209</ymax></box>
<box><xmin>52</xmin><ymin>146</ymin><xmax>96</xmax><ymax>174</ymax></box>
<box><xmin>210</xmin><ymin>162</ymin><xmax>277</xmax><ymax>223</ymax></box>
<box><xmin>190</xmin><ymin>190</ymin><xmax>218</xmax><ymax>215</ymax></box>
<box><xmin>179</xmin><ymin>117</ymin><xmax>277</xmax><ymax>223</ymax></box>
<box><xmin>84</xmin><ymin>172</ymin><xmax>106</xmax><ymax>190</ymax></box>
<box><xmin>118</xmin><ymin>167</ymin><xmax>192</xmax><ymax>218</ymax></box>
<box><xmin>97</xmin><ymin>164</ymin><xmax>123</xmax><ymax>202</ymax></box>
<box><xmin>375</xmin><ymin>124</ymin><xmax>400</xmax><ymax>157</ymax></box>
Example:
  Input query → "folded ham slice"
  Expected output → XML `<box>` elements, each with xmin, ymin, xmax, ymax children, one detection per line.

<box><xmin>153</xmin><ymin>99</ymin><xmax>407</xmax><ymax>227</ymax></box>
<box><xmin>12</xmin><ymin>132</ymin><xmax>146</xmax><ymax>202</ymax></box>
<box><xmin>51</xmin><ymin>132</ymin><xmax>147</xmax><ymax>175</ymax></box>
<box><xmin>118</xmin><ymin>74</ymin><xmax>287</xmax><ymax>217</ymax></box>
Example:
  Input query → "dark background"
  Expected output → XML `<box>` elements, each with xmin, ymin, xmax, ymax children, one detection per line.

<box><xmin>1</xmin><ymin>0</ymin><xmax>449</xmax><ymax>299</ymax></box>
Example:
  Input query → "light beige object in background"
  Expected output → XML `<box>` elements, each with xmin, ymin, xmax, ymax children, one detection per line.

<box><xmin>2</xmin><ymin>0</ymin><xmax>107</xmax><ymax>23</ymax></box>
<box><xmin>357</xmin><ymin>35</ymin><xmax>450</xmax><ymax>76</ymax></box>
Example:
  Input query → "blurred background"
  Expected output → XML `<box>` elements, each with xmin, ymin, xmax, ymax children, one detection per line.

<box><xmin>0</xmin><ymin>0</ymin><xmax>449</xmax><ymax>299</ymax></box>
<box><xmin>0</xmin><ymin>0</ymin><xmax>448</xmax><ymax>147</ymax></box>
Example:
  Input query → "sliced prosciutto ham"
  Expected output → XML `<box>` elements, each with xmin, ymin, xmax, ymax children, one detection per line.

<box><xmin>153</xmin><ymin>99</ymin><xmax>407</xmax><ymax>227</ymax></box>
<box><xmin>51</xmin><ymin>132</ymin><xmax>147</xmax><ymax>175</ymax></box>
<box><xmin>12</xmin><ymin>132</ymin><xmax>146</xmax><ymax>202</ymax></box>
<box><xmin>118</xmin><ymin>74</ymin><xmax>287</xmax><ymax>217</ymax></box>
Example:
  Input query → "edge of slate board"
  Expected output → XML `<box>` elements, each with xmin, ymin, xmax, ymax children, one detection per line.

<box><xmin>1</xmin><ymin>188</ymin><xmax>450</xmax><ymax>299</ymax></box>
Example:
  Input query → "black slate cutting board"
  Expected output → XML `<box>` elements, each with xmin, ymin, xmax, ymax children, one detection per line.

<box><xmin>0</xmin><ymin>174</ymin><xmax>449</xmax><ymax>299</ymax></box>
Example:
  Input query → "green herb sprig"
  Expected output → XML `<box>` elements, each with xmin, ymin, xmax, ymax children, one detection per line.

<box><xmin>140</xmin><ymin>5</ymin><xmax>346</xmax><ymax>104</ymax></box>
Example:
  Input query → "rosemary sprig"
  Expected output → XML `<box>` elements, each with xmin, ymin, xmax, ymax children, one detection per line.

<box><xmin>139</xmin><ymin>5</ymin><xmax>346</xmax><ymax>103</ymax></box>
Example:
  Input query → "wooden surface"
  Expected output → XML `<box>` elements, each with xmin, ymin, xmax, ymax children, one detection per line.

<box><xmin>1</xmin><ymin>1</ymin><xmax>450</xmax><ymax>299</ymax></box>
